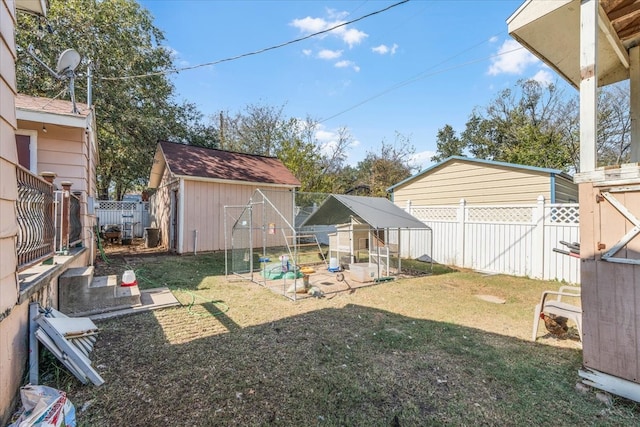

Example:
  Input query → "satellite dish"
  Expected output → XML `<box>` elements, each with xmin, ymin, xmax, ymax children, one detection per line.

<box><xmin>56</xmin><ymin>49</ymin><xmax>81</xmax><ymax>74</ymax></box>
<box><xmin>23</xmin><ymin>45</ymin><xmax>82</xmax><ymax>114</ymax></box>
<box><xmin>55</xmin><ymin>49</ymin><xmax>81</xmax><ymax>113</ymax></box>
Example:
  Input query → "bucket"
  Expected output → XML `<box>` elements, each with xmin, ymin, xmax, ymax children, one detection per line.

<box><xmin>121</xmin><ymin>270</ymin><xmax>137</xmax><ymax>287</ymax></box>
<box><xmin>145</xmin><ymin>227</ymin><xmax>160</xmax><ymax>248</ymax></box>
<box><xmin>329</xmin><ymin>257</ymin><xmax>338</xmax><ymax>269</ymax></box>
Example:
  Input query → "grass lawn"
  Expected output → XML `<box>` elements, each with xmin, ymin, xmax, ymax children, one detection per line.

<box><xmin>33</xmin><ymin>251</ymin><xmax>639</xmax><ymax>426</ymax></box>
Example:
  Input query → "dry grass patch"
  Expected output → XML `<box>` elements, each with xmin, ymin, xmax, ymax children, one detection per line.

<box><xmin>32</xmin><ymin>252</ymin><xmax>638</xmax><ymax>426</ymax></box>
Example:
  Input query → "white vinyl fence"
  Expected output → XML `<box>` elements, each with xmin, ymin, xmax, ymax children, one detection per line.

<box><xmin>95</xmin><ymin>200</ymin><xmax>150</xmax><ymax>238</ymax></box>
<box><xmin>407</xmin><ymin>196</ymin><xmax>580</xmax><ymax>284</ymax></box>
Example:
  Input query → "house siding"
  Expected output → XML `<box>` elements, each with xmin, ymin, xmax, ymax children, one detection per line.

<box><xmin>18</xmin><ymin>115</ymin><xmax>97</xmax><ymax>252</ymax></box>
<box><xmin>0</xmin><ymin>0</ymin><xmax>21</xmax><ymax>421</ymax></box>
<box><xmin>392</xmin><ymin>160</ymin><xmax>557</xmax><ymax>205</ymax></box>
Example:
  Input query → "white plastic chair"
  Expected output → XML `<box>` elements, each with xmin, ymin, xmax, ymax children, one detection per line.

<box><xmin>532</xmin><ymin>285</ymin><xmax>582</xmax><ymax>341</ymax></box>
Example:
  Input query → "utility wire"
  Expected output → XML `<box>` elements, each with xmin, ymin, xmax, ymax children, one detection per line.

<box><xmin>100</xmin><ymin>0</ymin><xmax>410</xmax><ymax>81</ymax></box>
<box><xmin>319</xmin><ymin>44</ymin><xmax>524</xmax><ymax>124</ymax></box>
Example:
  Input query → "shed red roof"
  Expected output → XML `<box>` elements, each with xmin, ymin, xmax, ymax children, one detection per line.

<box><xmin>158</xmin><ymin>141</ymin><xmax>301</xmax><ymax>186</ymax></box>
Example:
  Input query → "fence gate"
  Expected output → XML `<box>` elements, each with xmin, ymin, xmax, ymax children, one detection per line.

<box><xmin>95</xmin><ymin>201</ymin><xmax>150</xmax><ymax>238</ymax></box>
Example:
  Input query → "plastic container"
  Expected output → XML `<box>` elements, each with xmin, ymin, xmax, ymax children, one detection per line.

<box><xmin>121</xmin><ymin>270</ymin><xmax>137</xmax><ymax>287</ymax></box>
<box><xmin>348</xmin><ymin>263</ymin><xmax>380</xmax><ymax>283</ymax></box>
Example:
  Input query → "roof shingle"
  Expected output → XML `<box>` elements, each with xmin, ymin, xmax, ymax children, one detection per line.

<box><xmin>15</xmin><ymin>94</ymin><xmax>91</xmax><ymax>117</ymax></box>
<box><xmin>159</xmin><ymin>141</ymin><xmax>301</xmax><ymax>186</ymax></box>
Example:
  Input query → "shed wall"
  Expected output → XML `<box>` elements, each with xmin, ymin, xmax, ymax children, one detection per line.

<box><xmin>393</xmin><ymin>160</ymin><xmax>558</xmax><ymax>205</ymax></box>
<box><xmin>181</xmin><ymin>181</ymin><xmax>295</xmax><ymax>253</ymax></box>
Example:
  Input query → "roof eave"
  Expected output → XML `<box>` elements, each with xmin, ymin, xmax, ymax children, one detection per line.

<box><xmin>507</xmin><ymin>0</ymin><xmax>631</xmax><ymax>89</ymax></box>
<box><xmin>16</xmin><ymin>0</ymin><xmax>48</xmax><ymax>16</ymax></box>
<box><xmin>16</xmin><ymin>108</ymin><xmax>92</xmax><ymax>128</ymax></box>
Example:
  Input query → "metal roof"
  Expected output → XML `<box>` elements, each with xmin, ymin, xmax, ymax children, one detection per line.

<box><xmin>387</xmin><ymin>156</ymin><xmax>573</xmax><ymax>192</ymax></box>
<box><xmin>300</xmin><ymin>194</ymin><xmax>430</xmax><ymax>230</ymax></box>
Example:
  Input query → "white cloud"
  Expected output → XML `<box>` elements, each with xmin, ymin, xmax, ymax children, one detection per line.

<box><xmin>338</xmin><ymin>27</ymin><xmax>368</xmax><ymax>48</ymax></box>
<box><xmin>318</xmin><ymin>49</ymin><xmax>343</xmax><ymax>60</ymax></box>
<box><xmin>290</xmin><ymin>11</ymin><xmax>368</xmax><ymax>48</ymax></box>
<box><xmin>372</xmin><ymin>43</ymin><xmax>398</xmax><ymax>55</ymax></box>
<box><xmin>489</xmin><ymin>36</ymin><xmax>499</xmax><ymax>43</ymax></box>
<box><xmin>335</xmin><ymin>60</ymin><xmax>360</xmax><ymax>72</ymax></box>
<box><xmin>302</xmin><ymin>49</ymin><xmax>312</xmax><ymax>56</ymax></box>
<box><xmin>488</xmin><ymin>39</ymin><xmax>538</xmax><ymax>75</ymax></box>
<box><xmin>531</xmin><ymin>69</ymin><xmax>554</xmax><ymax>86</ymax></box>
<box><xmin>291</xmin><ymin>16</ymin><xmax>329</xmax><ymax>34</ymax></box>
<box><xmin>411</xmin><ymin>150</ymin><xmax>436</xmax><ymax>170</ymax></box>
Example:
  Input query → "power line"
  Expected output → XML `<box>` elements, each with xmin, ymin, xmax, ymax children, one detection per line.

<box><xmin>319</xmin><ymin>44</ymin><xmax>524</xmax><ymax>124</ymax></box>
<box><xmin>100</xmin><ymin>0</ymin><xmax>410</xmax><ymax>81</ymax></box>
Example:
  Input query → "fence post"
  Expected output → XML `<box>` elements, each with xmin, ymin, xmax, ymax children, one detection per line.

<box><xmin>456</xmin><ymin>199</ymin><xmax>466</xmax><ymax>267</ymax></box>
<box><xmin>532</xmin><ymin>195</ymin><xmax>545</xmax><ymax>279</ymax></box>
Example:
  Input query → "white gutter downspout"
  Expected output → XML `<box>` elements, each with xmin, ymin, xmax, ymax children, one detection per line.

<box><xmin>194</xmin><ymin>229</ymin><xmax>198</xmax><ymax>255</ymax></box>
<box><xmin>178</xmin><ymin>178</ymin><xmax>185</xmax><ymax>254</ymax></box>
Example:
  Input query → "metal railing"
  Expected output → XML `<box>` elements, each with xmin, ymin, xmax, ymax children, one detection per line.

<box><xmin>16</xmin><ymin>166</ymin><xmax>54</xmax><ymax>270</ymax></box>
<box><xmin>69</xmin><ymin>192</ymin><xmax>82</xmax><ymax>247</ymax></box>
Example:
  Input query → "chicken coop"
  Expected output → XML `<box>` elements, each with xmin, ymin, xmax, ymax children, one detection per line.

<box><xmin>300</xmin><ymin>194</ymin><xmax>433</xmax><ymax>283</ymax></box>
<box><xmin>225</xmin><ymin>189</ymin><xmax>327</xmax><ymax>301</ymax></box>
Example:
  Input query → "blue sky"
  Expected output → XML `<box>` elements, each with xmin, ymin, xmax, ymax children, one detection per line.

<box><xmin>138</xmin><ymin>0</ymin><xmax>564</xmax><ymax>169</ymax></box>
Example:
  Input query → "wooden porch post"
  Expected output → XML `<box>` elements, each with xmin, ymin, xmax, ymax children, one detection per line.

<box><xmin>631</xmin><ymin>46</ymin><xmax>640</xmax><ymax>162</ymax></box>
<box><xmin>579</xmin><ymin>0</ymin><xmax>598</xmax><ymax>173</ymax></box>
<box><xmin>61</xmin><ymin>181</ymin><xmax>72</xmax><ymax>252</ymax></box>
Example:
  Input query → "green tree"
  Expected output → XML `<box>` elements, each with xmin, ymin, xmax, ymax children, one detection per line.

<box><xmin>355</xmin><ymin>133</ymin><xmax>417</xmax><ymax>197</ymax></box>
<box><xmin>460</xmin><ymin>79</ymin><xmax>573</xmax><ymax>170</ymax></box>
<box><xmin>16</xmin><ymin>0</ymin><xmax>211</xmax><ymax>199</ymax></box>
<box><xmin>431</xmin><ymin>124</ymin><xmax>465</xmax><ymax>163</ymax></box>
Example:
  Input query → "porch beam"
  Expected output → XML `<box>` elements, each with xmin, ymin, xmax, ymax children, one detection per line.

<box><xmin>580</xmin><ymin>0</ymin><xmax>598</xmax><ymax>173</ymax></box>
<box><xmin>631</xmin><ymin>46</ymin><xmax>640</xmax><ymax>162</ymax></box>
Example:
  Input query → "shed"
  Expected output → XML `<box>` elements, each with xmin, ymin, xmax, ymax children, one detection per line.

<box><xmin>148</xmin><ymin>141</ymin><xmax>300</xmax><ymax>254</ymax></box>
<box><xmin>301</xmin><ymin>194</ymin><xmax>433</xmax><ymax>277</ymax></box>
<box><xmin>388</xmin><ymin>156</ymin><xmax>577</xmax><ymax>206</ymax></box>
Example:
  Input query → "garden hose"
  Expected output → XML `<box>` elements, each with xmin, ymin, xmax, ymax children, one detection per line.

<box><xmin>134</xmin><ymin>267</ymin><xmax>230</xmax><ymax>317</ymax></box>
<box><xmin>93</xmin><ymin>237</ymin><xmax>229</xmax><ymax>317</ymax></box>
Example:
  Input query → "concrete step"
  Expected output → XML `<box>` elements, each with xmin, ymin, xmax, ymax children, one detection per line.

<box><xmin>59</xmin><ymin>267</ymin><xmax>142</xmax><ymax>316</ymax></box>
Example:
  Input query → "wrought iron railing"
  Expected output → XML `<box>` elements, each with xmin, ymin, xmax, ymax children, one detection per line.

<box><xmin>16</xmin><ymin>166</ymin><xmax>54</xmax><ymax>270</ymax></box>
<box><xmin>69</xmin><ymin>192</ymin><xmax>82</xmax><ymax>246</ymax></box>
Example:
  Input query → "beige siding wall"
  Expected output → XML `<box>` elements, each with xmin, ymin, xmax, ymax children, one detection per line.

<box><xmin>17</xmin><ymin>121</ymin><xmax>88</xmax><ymax>191</ymax></box>
<box><xmin>181</xmin><ymin>181</ymin><xmax>294</xmax><ymax>253</ymax></box>
<box><xmin>0</xmin><ymin>0</ymin><xmax>21</xmax><ymax>421</ymax></box>
<box><xmin>18</xmin><ymin>120</ymin><xmax>97</xmax><ymax>250</ymax></box>
<box><xmin>393</xmin><ymin>160</ymin><xmax>556</xmax><ymax>206</ymax></box>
